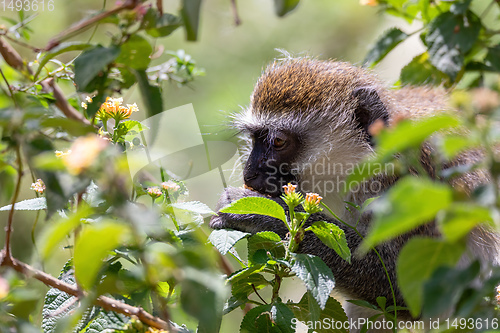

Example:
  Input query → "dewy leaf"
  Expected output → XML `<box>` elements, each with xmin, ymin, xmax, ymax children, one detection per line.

<box><xmin>364</xmin><ymin>28</ymin><xmax>409</xmax><ymax>68</ymax></box>
<box><xmin>220</xmin><ymin>196</ymin><xmax>287</xmax><ymax>224</ymax></box>
<box><xmin>115</xmin><ymin>35</ymin><xmax>152</xmax><ymax>70</ymax></box>
<box><xmin>291</xmin><ymin>254</ymin><xmax>335</xmax><ymax>310</ymax></box>
<box><xmin>209</xmin><ymin>229</ymin><xmax>249</xmax><ymax>255</ymax></box>
<box><xmin>361</xmin><ymin>177</ymin><xmax>452</xmax><ymax>252</ymax></box>
<box><xmin>39</xmin><ymin>205</ymin><xmax>92</xmax><ymax>259</ymax></box>
<box><xmin>74</xmin><ymin>45</ymin><xmax>120</xmax><ymax>91</ymax></box>
<box><xmin>35</xmin><ymin>41</ymin><xmax>93</xmax><ymax>79</ymax></box>
<box><xmin>425</xmin><ymin>11</ymin><xmax>482</xmax><ymax>81</ymax></box>
<box><xmin>0</xmin><ymin>197</ymin><xmax>46</xmax><ymax>211</ymax></box>
<box><xmin>397</xmin><ymin>237</ymin><xmax>465</xmax><ymax>317</ymax></box>
<box><xmin>274</xmin><ymin>0</ymin><xmax>300</xmax><ymax>17</ymax></box>
<box><xmin>181</xmin><ymin>0</ymin><xmax>201</xmax><ymax>41</ymax></box>
<box><xmin>306</xmin><ymin>221</ymin><xmax>351</xmax><ymax>263</ymax></box>
<box><xmin>74</xmin><ymin>221</ymin><xmax>130</xmax><ymax>290</ymax></box>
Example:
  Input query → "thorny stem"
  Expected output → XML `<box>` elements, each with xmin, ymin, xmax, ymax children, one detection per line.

<box><xmin>321</xmin><ymin>202</ymin><xmax>398</xmax><ymax>326</ymax></box>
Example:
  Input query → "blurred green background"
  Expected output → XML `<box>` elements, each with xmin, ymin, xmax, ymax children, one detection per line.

<box><xmin>0</xmin><ymin>0</ymin><xmax>416</xmax><ymax>329</ymax></box>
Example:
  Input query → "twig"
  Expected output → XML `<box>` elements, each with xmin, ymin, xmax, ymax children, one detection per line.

<box><xmin>45</xmin><ymin>0</ymin><xmax>140</xmax><ymax>51</ymax></box>
<box><xmin>229</xmin><ymin>0</ymin><xmax>241</xmax><ymax>26</ymax></box>
<box><xmin>2</xmin><ymin>145</ymin><xmax>23</xmax><ymax>262</ymax></box>
<box><xmin>40</xmin><ymin>78</ymin><xmax>90</xmax><ymax>125</ymax></box>
<box><xmin>0</xmin><ymin>68</ymin><xmax>18</xmax><ymax>109</ymax></box>
<box><xmin>251</xmin><ymin>284</ymin><xmax>267</xmax><ymax>305</ymax></box>
<box><xmin>157</xmin><ymin>0</ymin><xmax>163</xmax><ymax>15</ymax></box>
<box><xmin>0</xmin><ymin>251</ymin><xmax>172</xmax><ymax>331</ymax></box>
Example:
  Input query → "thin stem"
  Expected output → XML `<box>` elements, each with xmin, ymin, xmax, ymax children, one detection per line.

<box><xmin>229</xmin><ymin>0</ymin><xmax>241</xmax><ymax>26</ymax></box>
<box><xmin>251</xmin><ymin>284</ymin><xmax>267</xmax><ymax>305</ymax></box>
<box><xmin>0</xmin><ymin>67</ymin><xmax>19</xmax><ymax>108</ymax></box>
<box><xmin>321</xmin><ymin>202</ymin><xmax>398</xmax><ymax>322</ymax></box>
<box><xmin>3</xmin><ymin>144</ymin><xmax>23</xmax><ymax>261</ymax></box>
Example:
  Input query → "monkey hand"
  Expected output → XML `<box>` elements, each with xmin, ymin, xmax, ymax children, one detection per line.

<box><xmin>209</xmin><ymin>186</ymin><xmax>289</xmax><ymax>237</ymax></box>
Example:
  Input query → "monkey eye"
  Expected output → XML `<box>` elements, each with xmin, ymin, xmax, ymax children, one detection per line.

<box><xmin>272</xmin><ymin>137</ymin><xmax>286</xmax><ymax>149</ymax></box>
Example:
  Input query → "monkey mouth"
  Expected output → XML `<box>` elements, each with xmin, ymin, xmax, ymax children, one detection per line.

<box><xmin>243</xmin><ymin>184</ymin><xmax>273</xmax><ymax>197</ymax></box>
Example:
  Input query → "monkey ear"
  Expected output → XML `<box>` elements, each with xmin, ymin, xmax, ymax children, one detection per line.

<box><xmin>352</xmin><ymin>87</ymin><xmax>389</xmax><ymax>145</ymax></box>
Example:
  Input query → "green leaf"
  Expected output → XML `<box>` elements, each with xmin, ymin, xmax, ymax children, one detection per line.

<box><xmin>220</xmin><ymin>197</ymin><xmax>287</xmax><ymax>224</ymax></box>
<box><xmin>133</xmin><ymin>69</ymin><xmax>163</xmax><ymax>118</ymax></box>
<box><xmin>361</xmin><ymin>177</ymin><xmax>452</xmax><ymax>251</ymax></box>
<box><xmin>291</xmin><ymin>254</ymin><xmax>335</xmax><ymax>310</ymax></box>
<box><xmin>274</xmin><ymin>0</ymin><xmax>300</xmax><ymax>17</ymax></box>
<box><xmin>306</xmin><ymin>221</ymin><xmax>351</xmax><ymax>263</ymax></box>
<box><xmin>74</xmin><ymin>221</ymin><xmax>130</xmax><ymax>290</ymax></box>
<box><xmin>146</xmin><ymin>13</ymin><xmax>182</xmax><ymax>38</ymax></box>
<box><xmin>82</xmin><ymin>310</ymin><xmax>129</xmax><ymax>332</ymax></box>
<box><xmin>115</xmin><ymin>35</ymin><xmax>152</xmax><ymax>70</ymax></box>
<box><xmin>346</xmin><ymin>299</ymin><xmax>379</xmax><ymax>311</ymax></box>
<box><xmin>400</xmin><ymin>52</ymin><xmax>449</xmax><ymax>86</ymax></box>
<box><xmin>422</xmin><ymin>261</ymin><xmax>479</xmax><ymax>318</ymax></box>
<box><xmin>181</xmin><ymin>268</ymin><xmax>226</xmax><ymax>333</ymax></box>
<box><xmin>39</xmin><ymin>205</ymin><xmax>92</xmax><ymax>259</ymax></box>
<box><xmin>181</xmin><ymin>0</ymin><xmax>201</xmax><ymax>41</ymax></box>
<box><xmin>425</xmin><ymin>11</ymin><xmax>481</xmax><ymax>81</ymax></box>
<box><xmin>231</xmin><ymin>273</ymin><xmax>270</xmax><ymax>298</ymax></box>
<box><xmin>74</xmin><ymin>45</ymin><xmax>120</xmax><ymax>92</ymax></box>
<box><xmin>240</xmin><ymin>302</ymin><xmax>295</xmax><ymax>333</ymax></box>
<box><xmin>209</xmin><ymin>229</ymin><xmax>249</xmax><ymax>255</ymax></box>
<box><xmin>364</xmin><ymin>28</ymin><xmax>408</xmax><ymax>68</ymax></box>
<box><xmin>227</xmin><ymin>264</ymin><xmax>266</xmax><ymax>284</ymax></box>
<box><xmin>485</xmin><ymin>46</ymin><xmax>500</xmax><ymax>72</ymax></box>
<box><xmin>438</xmin><ymin>203</ymin><xmax>493</xmax><ymax>241</ymax></box>
<box><xmin>248</xmin><ymin>231</ymin><xmax>286</xmax><ymax>265</ymax></box>
<box><xmin>41</xmin><ymin>117</ymin><xmax>95</xmax><ymax>136</ymax></box>
<box><xmin>0</xmin><ymin>197</ymin><xmax>46</xmax><ymax>211</ymax></box>
<box><xmin>397</xmin><ymin>237</ymin><xmax>465</xmax><ymax>317</ymax></box>
<box><xmin>290</xmin><ymin>293</ymin><xmax>348</xmax><ymax>333</ymax></box>
<box><xmin>35</xmin><ymin>41</ymin><xmax>93</xmax><ymax>79</ymax></box>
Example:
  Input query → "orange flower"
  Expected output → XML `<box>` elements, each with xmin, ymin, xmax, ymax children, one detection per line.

<box><xmin>30</xmin><ymin>179</ymin><xmax>45</xmax><ymax>194</ymax></box>
<box><xmin>303</xmin><ymin>192</ymin><xmax>323</xmax><ymax>214</ymax></box>
<box><xmin>360</xmin><ymin>0</ymin><xmax>378</xmax><ymax>6</ymax></box>
<box><xmin>63</xmin><ymin>135</ymin><xmax>108</xmax><ymax>175</ymax></box>
<box><xmin>96</xmin><ymin>97</ymin><xmax>139</xmax><ymax>121</ymax></box>
<box><xmin>147</xmin><ymin>187</ymin><xmax>162</xmax><ymax>198</ymax></box>
<box><xmin>283</xmin><ymin>183</ymin><xmax>297</xmax><ymax>195</ymax></box>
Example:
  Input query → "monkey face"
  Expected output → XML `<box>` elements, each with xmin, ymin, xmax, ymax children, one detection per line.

<box><xmin>243</xmin><ymin>129</ymin><xmax>299</xmax><ymax>197</ymax></box>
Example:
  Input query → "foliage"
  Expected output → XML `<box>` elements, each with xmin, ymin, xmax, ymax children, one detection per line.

<box><xmin>0</xmin><ymin>0</ymin><xmax>499</xmax><ymax>332</ymax></box>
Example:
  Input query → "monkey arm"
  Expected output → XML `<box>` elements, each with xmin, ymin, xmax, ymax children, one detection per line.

<box><xmin>209</xmin><ymin>186</ymin><xmax>407</xmax><ymax>311</ymax></box>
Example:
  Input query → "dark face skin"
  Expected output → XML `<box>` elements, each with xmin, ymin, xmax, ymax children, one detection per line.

<box><xmin>243</xmin><ymin>129</ymin><xmax>299</xmax><ymax>197</ymax></box>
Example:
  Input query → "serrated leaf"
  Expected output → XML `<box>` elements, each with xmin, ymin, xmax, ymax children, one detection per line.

<box><xmin>291</xmin><ymin>293</ymin><xmax>348</xmax><ymax>333</ymax></box>
<box><xmin>425</xmin><ymin>11</ymin><xmax>481</xmax><ymax>81</ymax></box>
<box><xmin>291</xmin><ymin>254</ymin><xmax>335</xmax><ymax>310</ymax></box>
<box><xmin>0</xmin><ymin>197</ymin><xmax>46</xmax><ymax>211</ymax></box>
<box><xmin>220</xmin><ymin>197</ymin><xmax>287</xmax><ymax>224</ymax></box>
<box><xmin>397</xmin><ymin>237</ymin><xmax>465</xmax><ymax>317</ymax></box>
<box><xmin>364</xmin><ymin>28</ymin><xmax>408</xmax><ymax>68</ymax></box>
<box><xmin>361</xmin><ymin>177</ymin><xmax>452</xmax><ymax>252</ymax></box>
<box><xmin>227</xmin><ymin>264</ymin><xmax>266</xmax><ymax>284</ymax></box>
<box><xmin>115</xmin><ymin>35</ymin><xmax>152</xmax><ymax>70</ymax></box>
<box><xmin>240</xmin><ymin>302</ymin><xmax>295</xmax><ymax>333</ymax></box>
<box><xmin>274</xmin><ymin>0</ymin><xmax>300</xmax><ymax>17</ymax></box>
<box><xmin>74</xmin><ymin>45</ymin><xmax>120</xmax><ymax>92</ymax></box>
<box><xmin>74</xmin><ymin>221</ymin><xmax>131</xmax><ymax>290</ymax></box>
<box><xmin>39</xmin><ymin>205</ymin><xmax>92</xmax><ymax>259</ymax></box>
<box><xmin>306</xmin><ymin>221</ymin><xmax>351</xmax><ymax>263</ymax></box>
<box><xmin>209</xmin><ymin>229</ymin><xmax>249</xmax><ymax>255</ymax></box>
<box><xmin>35</xmin><ymin>41</ymin><xmax>93</xmax><ymax>79</ymax></box>
<box><xmin>248</xmin><ymin>232</ymin><xmax>286</xmax><ymax>265</ymax></box>
<box><xmin>82</xmin><ymin>310</ymin><xmax>129</xmax><ymax>333</ymax></box>
<box><xmin>400</xmin><ymin>52</ymin><xmax>449</xmax><ymax>86</ymax></box>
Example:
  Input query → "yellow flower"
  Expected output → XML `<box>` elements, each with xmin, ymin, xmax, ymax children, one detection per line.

<box><xmin>96</xmin><ymin>97</ymin><xmax>139</xmax><ymax>121</ymax></box>
<box><xmin>81</xmin><ymin>102</ymin><xmax>87</xmax><ymax>109</ymax></box>
<box><xmin>30</xmin><ymin>179</ymin><xmax>45</xmax><ymax>194</ymax></box>
<box><xmin>63</xmin><ymin>135</ymin><xmax>108</xmax><ymax>175</ymax></box>
<box><xmin>303</xmin><ymin>192</ymin><xmax>323</xmax><ymax>214</ymax></box>
<box><xmin>282</xmin><ymin>183</ymin><xmax>302</xmax><ymax>208</ymax></box>
<box><xmin>55</xmin><ymin>150</ymin><xmax>71</xmax><ymax>158</ymax></box>
<box><xmin>86</xmin><ymin>96</ymin><xmax>93</xmax><ymax>103</ymax></box>
<box><xmin>147</xmin><ymin>187</ymin><xmax>162</xmax><ymax>198</ymax></box>
<box><xmin>283</xmin><ymin>183</ymin><xmax>297</xmax><ymax>195</ymax></box>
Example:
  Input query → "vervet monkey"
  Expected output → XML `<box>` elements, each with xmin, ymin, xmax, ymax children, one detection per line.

<box><xmin>209</xmin><ymin>57</ymin><xmax>499</xmax><ymax>325</ymax></box>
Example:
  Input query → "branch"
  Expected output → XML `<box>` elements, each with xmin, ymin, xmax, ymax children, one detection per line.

<box><xmin>45</xmin><ymin>0</ymin><xmax>140</xmax><ymax>51</ymax></box>
<box><xmin>0</xmin><ymin>250</ymin><xmax>173</xmax><ymax>331</ymax></box>
<box><xmin>40</xmin><ymin>78</ymin><xmax>90</xmax><ymax>125</ymax></box>
<box><xmin>229</xmin><ymin>0</ymin><xmax>241</xmax><ymax>26</ymax></box>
